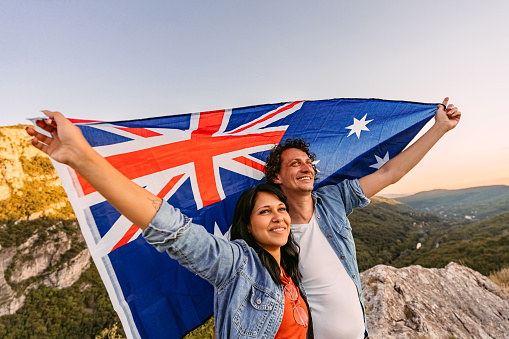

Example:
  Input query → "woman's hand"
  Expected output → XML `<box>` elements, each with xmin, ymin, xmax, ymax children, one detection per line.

<box><xmin>25</xmin><ymin>110</ymin><xmax>92</xmax><ymax>168</ymax></box>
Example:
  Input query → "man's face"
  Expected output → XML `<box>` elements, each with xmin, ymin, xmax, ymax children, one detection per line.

<box><xmin>273</xmin><ymin>148</ymin><xmax>315</xmax><ymax>196</ymax></box>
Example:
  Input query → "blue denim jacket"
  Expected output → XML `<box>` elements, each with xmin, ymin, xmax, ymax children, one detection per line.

<box><xmin>312</xmin><ymin>179</ymin><xmax>370</xmax><ymax>338</ymax></box>
<box><xmin>142</xmin><ymin>201</ymin><xmax>311</xmax><ymax>339</ymax></box>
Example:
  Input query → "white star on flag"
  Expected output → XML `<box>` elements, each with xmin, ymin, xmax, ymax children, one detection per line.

<box><xmin>214</xmin><ymin>222</ymin><xmax>226</xmax><ymax>240</ymax></box>
<box><xmin>346</xmin><ymin>114</ymin><xmax>373</xmax><ymax>138</ymax></box>
<box><xmin>312</xmin><ymin>160</ymin><xmax>321</xmax><ymax>173</ymax></box>
<box><xmin>369</xmin><ymin>152</ymin><xmax>390</xmax><ymax>169</ymax></box>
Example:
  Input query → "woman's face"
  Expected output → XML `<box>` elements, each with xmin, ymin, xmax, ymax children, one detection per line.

<box><xmin>248</xmin><ymin>191</ymin><xmax>291</xmax><ymax>257</ymax></box>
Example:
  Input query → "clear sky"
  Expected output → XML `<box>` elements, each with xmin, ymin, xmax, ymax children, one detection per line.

<box><xmin>1</xmin><ymin>0</ymin><xmax>508</xmax><ymax>195</ymax></box>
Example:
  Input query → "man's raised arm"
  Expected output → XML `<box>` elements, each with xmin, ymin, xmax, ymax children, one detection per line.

<box><xmin>359</xmin><ymin>97</ymin><xmax>461</xmax><ymax>198</ymax></box>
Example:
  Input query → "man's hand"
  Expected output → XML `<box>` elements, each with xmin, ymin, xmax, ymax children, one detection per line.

<box><xmin>436</xmin><ymin>97</ymin><xmax>461</xmax><ymax>132</ymax></box>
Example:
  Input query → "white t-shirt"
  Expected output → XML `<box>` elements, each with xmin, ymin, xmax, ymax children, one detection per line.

<box><xmin>291</xmin><ymin>214</ymin><xmax>365</xmax><ymax>339</ymax></box>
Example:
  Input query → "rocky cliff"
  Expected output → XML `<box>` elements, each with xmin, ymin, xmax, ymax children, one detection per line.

<box><xmin>0</xmin><ymin>126</ymin><xmax>90</xmax><ymax>316</ymax></box>
<box><xmin>0</xmin><ymin>222</ymin><xmax>90</xmax><ymax>317</ymax></box>
<box><xmin>361</xmin><ymin>262</ymin><xmax>509</xmax><ymax>338</ymax></box>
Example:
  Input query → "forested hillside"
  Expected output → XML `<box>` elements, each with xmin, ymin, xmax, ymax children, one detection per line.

<box><xmin>390</xmin><ymin>211</ymin><xmax>509</xmax><ymax>276</ymax></box>
<box><xmin>351</xmin><ymin>193</ymin><xmax>509</xmax><ymax>276</ymax></box>
<box><xmin>350</xmin><ymin>197</ymin><xmax>443</xmax><ymax>271</ymax></box>
<box><xmin>396</xmin><ymin>185</ymin><xmax>509</xmax><ymax>221</ymax></box>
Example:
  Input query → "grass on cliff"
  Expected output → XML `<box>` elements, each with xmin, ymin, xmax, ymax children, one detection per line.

<box><xmin>489</xmin><ymin>267</ymin><xmax>509</xmax><ymax>293</ymax></box>
<box><xmin>184</xmin><ymin>318</ymin><xmax>214</xmax><ymax>339</ymax></box>
<box><xmin>0</xmin><ymin>181</ymin><xmax>70</xmax><ymax>222</ymax></box>
<box><xmin>0</xmin><ymin>153</ymin><xmax>70</xmax><ymax>222</ymax></box>
<box><xmin>0</xmin><ymin>216</ymin><xmax>78</xmax><ymax>249</ymax></box>
<box><xmin>19</xmin><ymin>155</ymin><xmax>55</xmax><ymax>176</ymax></box>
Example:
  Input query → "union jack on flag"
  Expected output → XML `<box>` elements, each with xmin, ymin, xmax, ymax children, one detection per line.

<box><xmin>47</xmin><ymin>98</ymin><xmax>438</xmax><ymax>339</ymax></box>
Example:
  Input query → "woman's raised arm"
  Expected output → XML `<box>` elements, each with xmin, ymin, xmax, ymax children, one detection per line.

<box><xmin>26</xmin><ymin>111</ymin><xmax>160</xmax><ymax>230</ymax></box>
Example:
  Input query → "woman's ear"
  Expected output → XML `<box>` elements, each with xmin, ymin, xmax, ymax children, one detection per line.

<box><xmin>247</xmin><ymin>224</ymin><xmax>252</xmax><ymax>234</ymax></box>
<box><xmin>273</xmin><ymin>176</ymin><xmax>282</xmax><ymax>184</ymax></box>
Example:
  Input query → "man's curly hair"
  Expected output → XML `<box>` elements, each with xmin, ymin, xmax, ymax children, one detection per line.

<box><xmin>264</xmin><ymin>138</ymin><xmax>318</xmax><ymax>184</ymax></box>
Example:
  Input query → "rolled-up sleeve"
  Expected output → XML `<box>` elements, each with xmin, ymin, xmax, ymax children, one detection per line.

<box><xmin>346</xmin><ymin>179</ymin><xmax>371</xmax><ymax>210</ymax></box>
<box><xmin>317</xmin><ymin>179</ymin><xmax>370</xmax><ymax>217</ymax></box>
<box><xmin>142</xmin><ymin>201</ymin><xmax>243</xmax><ymax>287</ymax></box>
<box><xmin>142</xmin><ymin>200</ymin><xmax>192</xmax><ymax>250</ymax></box>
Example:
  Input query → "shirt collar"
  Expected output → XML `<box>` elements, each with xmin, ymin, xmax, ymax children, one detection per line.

<box><xmin>311</xmin><ymin>191</ymin><xmax>322</xmax><ymax>206</ymax></box>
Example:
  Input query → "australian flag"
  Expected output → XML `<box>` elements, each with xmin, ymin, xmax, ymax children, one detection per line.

<box><xmin>48</xmin><ymin>98</ymin><xmax>438</xmax><ymax>339</ymax></box>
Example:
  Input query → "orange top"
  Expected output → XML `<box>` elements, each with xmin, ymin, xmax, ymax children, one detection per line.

<box><xmin>274</xmin><ymin>268</ymin><xmax>308</xmax><ymax>339</ymax></box>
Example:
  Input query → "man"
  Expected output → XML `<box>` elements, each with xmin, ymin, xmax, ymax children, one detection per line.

<box><xmin>264</xmin><ymin>98</ymin><xmax>461</xmax><ymax>338</ymax></box>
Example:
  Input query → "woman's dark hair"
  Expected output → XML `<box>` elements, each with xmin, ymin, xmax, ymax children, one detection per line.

<box><xmin>230</xmin><ymin>183</ymin><xmax>302</xmax><ymax>286</ymax></box>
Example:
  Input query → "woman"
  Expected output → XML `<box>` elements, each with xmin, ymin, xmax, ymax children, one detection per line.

<box><xmin>26</xmin><ymin>111</ymin><xmax>313</xmax><ymax>339</ymax></box>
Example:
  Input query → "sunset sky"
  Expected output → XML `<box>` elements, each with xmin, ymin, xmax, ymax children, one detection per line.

<box><xmin>1</xmin><ymin>0</ymin><xmax>508</xmax><ymax>195</ymax></box>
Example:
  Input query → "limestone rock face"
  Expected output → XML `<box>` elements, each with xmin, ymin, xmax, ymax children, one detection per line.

<box><xmin>43</xmin><ymin>248</ymin><xmax>91</xmax><ymax>289</ymax></box>
<box><xmin>361</xmin><ymin>262</ymin><xmax>509</xmax><ymax>339</ymax></box>
<box><xmin>10</xmin><ymin>230</ymin><xmax>72</xmax><ymax>283</ymax></box>
<box><xmin>0</xmin><ymin>126</ymin><xmax>91</xmax><ymax>317</ymax></box>
<box><xmin>0</xmin><ymin>225</ymin><xmax>90</xmax><ymax>316</ymax></box>
<box><xmin>0</xmin><ymin>247</ymin><xmax>25</xmax><ymax>317</ymax></box>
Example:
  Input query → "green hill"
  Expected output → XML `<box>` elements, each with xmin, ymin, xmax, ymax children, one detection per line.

<box><xmin>395</xmin><ymin>185</ymin><xmax>509</xmax><ymax>221</ymax></box>
<box><xmin>350</xmin><ymin>196</ymin><xmax>444</xmax><ymax>272</ymax></box>
<box><xmin>351</xmin><ymin>195</ymin><xmax>509</xmax><ymax>276</ymax></box>
<box><xmin>390</xmin><ymin>211</ymin><xmax>509</xmax><ymax>276</ymax></box>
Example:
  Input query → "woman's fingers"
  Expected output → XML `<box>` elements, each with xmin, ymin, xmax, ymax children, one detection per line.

<box><xmin>35</xmin><ymin>118</ymin><xmax>57</xmax><ymax>135</ymax></box>
<box><xmin>29</xmin><ymin>134</ymin><xmax>49</xmax><ymax>153</ymax></box>
<box><xmin>26</xmin><ymin>126</ymin><xmax>55</xmax><ymax>153</ymax></box>
<box><xmin>30</xmin><ymin>136</ymin><xmax>45</xmax><ymax>151</ymax></box>
<box><xmin>35</xmin><ymin>132</ymin><xmax>54</xmax><ymax>146</ymax></box>
<box><xmin>42</xmin><ymin>110</ymin><xmax>67</xmax><ymax>128</ymax></box>
<box><xmin>27</xmin><ymin>124</ymin><xmax>53</xmax><ymax>143</ymax></box>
